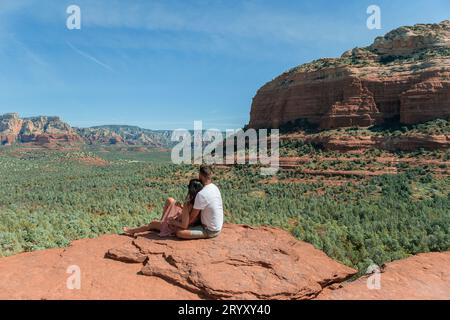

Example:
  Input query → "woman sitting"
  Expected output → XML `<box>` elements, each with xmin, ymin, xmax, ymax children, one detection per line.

<box><xmin>123</xmin><ymin>179</ymin><xmax>203</xmax><ymax>237</ymax></box>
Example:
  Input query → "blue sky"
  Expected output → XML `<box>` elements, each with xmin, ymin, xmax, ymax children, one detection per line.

<box><xmin>0</xmin><ymin>0</ymin><xmax>448</xmax><ymax>130</ymax></box>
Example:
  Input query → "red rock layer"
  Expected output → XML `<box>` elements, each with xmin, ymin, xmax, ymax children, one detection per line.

<box><xmin>250</xmin><ymin>65</ymin><xmax>450</xmax><ymax>130</ymax></box>
<box><xmin>21</xmin><ymin>134</ymin><xmax>83</xmax><ymax>146</ymax></box>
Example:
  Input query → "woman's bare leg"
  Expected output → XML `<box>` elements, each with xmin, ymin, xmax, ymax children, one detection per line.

<box><xmin>123</xmin><ymin>221</ymin><xmax>161</xmax><ymax>235</ymax></box>
<box><xmin>123</xmin><ymin>198</ymin><xmax>175</xmax><ymax>235</ymax></box>
<box><xmin>161</xmin><ymin>197</ymin><xmax>176</xmax><ymax>220</ymax></box>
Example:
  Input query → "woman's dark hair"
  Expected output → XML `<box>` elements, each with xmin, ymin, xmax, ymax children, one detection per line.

<box><xmin>185</xmin><ymin>179</ymin><xmax>203</xmax><ymax>205</ymax></box>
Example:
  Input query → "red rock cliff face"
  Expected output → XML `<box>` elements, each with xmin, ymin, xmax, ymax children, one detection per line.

<box><xmin>249</xmin><ymin>21</ymin><xmax>450</xmax><ymax>129</ymax></box>
<box><xmin>0</xmin><ymin>113</ymin><xmax>82</xmax><ymax>146</ymax></box>
<box><xmin>0</xmin><ymin>113</ymin><xmax>23</xmax><ymax>145</ymax></box>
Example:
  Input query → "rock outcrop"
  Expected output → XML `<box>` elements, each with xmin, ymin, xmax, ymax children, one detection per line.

<box><xmin>0</xmin><ymin>113</ymin><xmax>23</xmax><ymax>145</ymax></box>
<box><xmin>0</xmin><ymin>113</ymin><xmax>82</xmax><ymax>146</ymax></box>
<box><xmin>318</xmin><ymin>251</ymin><xmax>450</xmax><ymax>300</ymax></box>
<box><xmin>248</xmin><ymin>21</ymin><xmax>450</xmax><ymax>130</ymax></box>
<box><xmin>106</xmin><ymin>224</ymin><xmax>357</xmax><ymax>300</ymax></box>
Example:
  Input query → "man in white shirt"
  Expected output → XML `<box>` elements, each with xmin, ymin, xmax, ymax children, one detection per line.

<box><xmin>176</xmin><ymin>165</ymin><xmax>223</xmax><ymax>239</ymax></box>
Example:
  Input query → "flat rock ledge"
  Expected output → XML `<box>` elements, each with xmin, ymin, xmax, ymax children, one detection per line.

<box><xmin>106</xmin><ymin>224</ymin><xmax>357</xmax><ymax>300</ymax></box>
<box><xmin>318</xmin><ymin>251</ymin><xmax>450</xmax><ymax>300</ymax></box>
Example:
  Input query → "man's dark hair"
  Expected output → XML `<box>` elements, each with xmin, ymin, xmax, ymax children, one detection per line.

<box><xmin>199</xmin><ymin>164</ymin><xmax>213</xmax><ymax>179</ymax></box>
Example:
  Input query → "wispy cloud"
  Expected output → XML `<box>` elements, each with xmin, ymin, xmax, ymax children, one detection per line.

<box><xmin>78</xmin><ymin>1</ymin><xmax>339</xmax><ymax>44</ymax></box>
<box><xmin>66</xmin><ymin>41</ymin><xmax>114</xmax><ymax>72</ymax></box>
<box><xmin>0</xmin><ymin>0</ymin><xmax>372</xmax><ymax>61</ymax></box>
<box><xmin>10</xmin><ymin>35</ymin><xmax>47</xmax><ymax>67</ymax></box>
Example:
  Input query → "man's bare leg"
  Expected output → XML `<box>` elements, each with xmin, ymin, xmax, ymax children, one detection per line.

<box><xmin>176</xmin><ymin>229</ymin><xmax>208</xmax><ymax>240</ymax></box>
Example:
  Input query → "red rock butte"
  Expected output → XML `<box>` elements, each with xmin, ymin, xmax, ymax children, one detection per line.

<box><xmin>248</xmin><ymin>21</ymin><xmax>450</xmax><ymax>130</ymax></box>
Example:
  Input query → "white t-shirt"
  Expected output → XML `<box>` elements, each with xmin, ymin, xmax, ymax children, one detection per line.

<box><xmin>193</xmin><ymin>183</ymin><xmax>223</xmax><ymax>232</ymax></box>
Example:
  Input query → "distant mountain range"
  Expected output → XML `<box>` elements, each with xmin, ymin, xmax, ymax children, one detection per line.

<box><xmin>0</xmin><ymin>113</ymin><xmax>173</xmax><ymax>147</ymax></box>
<box><xmin>77</xmin><ymin>125</ymin><xmax>173</xmax><ymax>147</ymax></box>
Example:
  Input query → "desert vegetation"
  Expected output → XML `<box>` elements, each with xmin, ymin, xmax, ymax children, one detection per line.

<box><xmin>280</xmin><ymin>118</ymin><xmax>450</xmax><ymax>137</ymax></box>
<box><xmin>0</xmin><ymin>145</ymin><xmax>448</xmax><ymax>274</ymax></box>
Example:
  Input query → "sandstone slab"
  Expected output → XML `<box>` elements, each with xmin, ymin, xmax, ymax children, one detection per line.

<box><xmin>317</xmin><ymin>251</ymin><xmax>450</xmax><ymax>300</ymax></box>
<box><xmin>0</xmin><ymin>235</ymin><xmax>198</xmax><ymax>300</ymax></box>
<box><xmin>106</xmin><ymin>224</ymin><xmax>357</xmax><ymax>299</ymax></box>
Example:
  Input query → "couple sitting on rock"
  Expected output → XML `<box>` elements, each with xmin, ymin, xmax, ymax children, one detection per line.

<box><xmin>124</xmin><ymin>165</ymin><xmax>223</xmax><ymax>239</ymax></box>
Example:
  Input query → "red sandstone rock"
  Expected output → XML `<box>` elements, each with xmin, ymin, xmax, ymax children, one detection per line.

<box><xmin>380</xmin><ymin>134</ymin><xmax>450</xmax><ymax>151</ymax></box>
<box><xmin>105</xmin><ymin>242</ymin><xmax>148</xmax><ymax>263</ymax></box>
<box><xmin>0</xmin><ymin>134</ymin><xmax>17</xmax><ymax>145</ymax></box>
<box><xmin>0</xmin><ymin>114</ymin><xmax>173</xmax><ymax>147</ymax></box>
<box><xmin>317</xmin><ymin>251</ymin><xmax>450</xmax><ymax>300</ymax></box>
<box><xmin>0</xmin><ymin>227</ymin><xmax>447</xmax><ymax>300</ymax></box>
<box><xmin>285</xmin><ymin>133</ymin><xmax>450</xmax><ymax>152</ymax></box>
<box><xmin>248</xmin><ymin>21</ymin><xmax>450</xmax><ymax>130</ymax></box>
<box><xmin>0</xmin><ymin>235</ymin><xmax>198</xmax><ymax>300</ymax></box>
<box><xmin>0</xmin><ymin>113</ymin><xmax>84</xmax><ymax>147</ymax></box>
<box><xmin>106</xmin><ymin>224</ymin><xmax>357</xmax><ymax>300</ymax></box>
<box><xmin>0</xmin><ymin>113</ymin><xmax>23</xmax><ymax>145</ymax></box>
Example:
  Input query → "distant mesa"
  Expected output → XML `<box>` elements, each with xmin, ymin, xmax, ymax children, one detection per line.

<box><xmin>248</xmin><ymin>20</ymin><xmax>450</xmax><ymax>130</ymax></box>
<box><xmin>0</xmin><ymin>112</ymin><xmax>82</xmax><ymax>147</ymax></box>
<box><xmin>0</xmin><ymin>113</ymin><xmax>172</xmax><ymax>147</ymax></box>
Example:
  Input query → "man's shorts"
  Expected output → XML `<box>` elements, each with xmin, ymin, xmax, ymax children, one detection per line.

<box><xmin>185</xmin><ymin>225</ymin><xmax>221</xmax><ymax>239</ymax></box>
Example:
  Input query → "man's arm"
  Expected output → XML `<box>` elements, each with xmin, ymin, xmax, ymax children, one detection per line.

<box><xmin>189</xmin><ymin>208</ymin><xmax>201</xmax><ymax>225</ymax></box>
<box><xmin>190</xmin><ymin>192</ymin><xmax>206</xmax><ymax>225</ymax></box>
<box><xmin>169</xmin><ymin>207</ymin><xmax>201</xmax><ymax>229</ymax></box>
<box><xmin>169</xmin><ymin>210</ymin><xmax>190</xmax><ymax>229</ymax></box>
